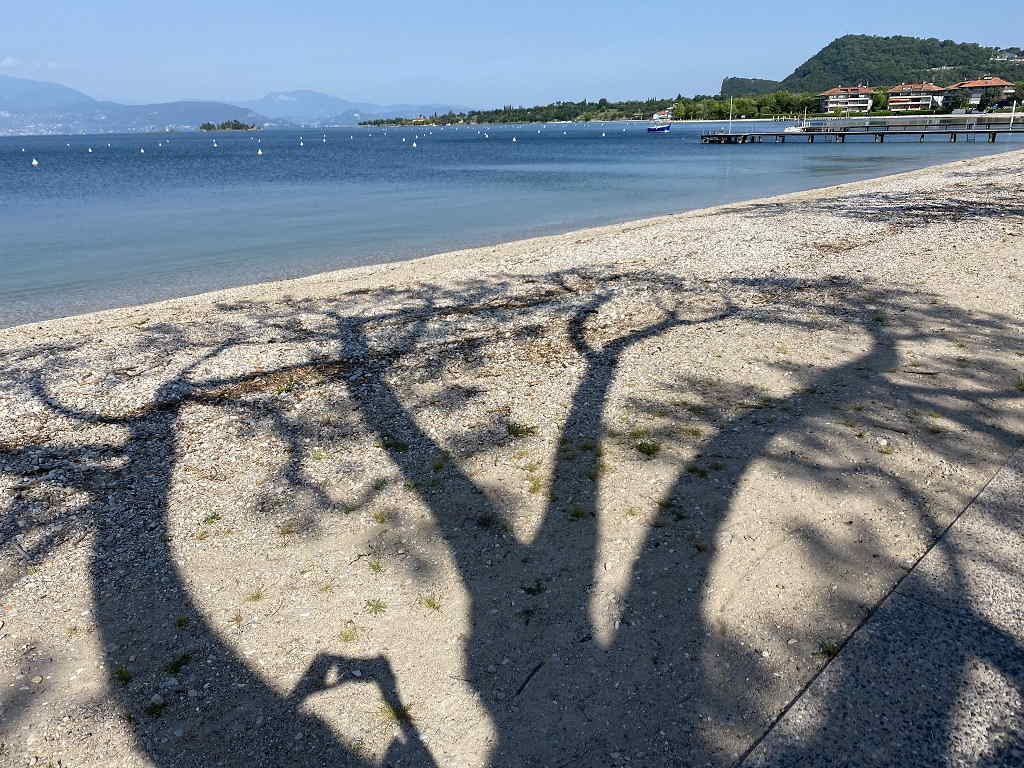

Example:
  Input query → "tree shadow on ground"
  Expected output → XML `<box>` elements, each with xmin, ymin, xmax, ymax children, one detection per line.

<box><xmin>1</xmin><ymin>266</ymin><xmax>1022</xmax><ymax>766</ymax></box>
<box><xmin>712</xmin><ymin>174</ymin><xmax>1024</xmax><ymax>227</ymax></box>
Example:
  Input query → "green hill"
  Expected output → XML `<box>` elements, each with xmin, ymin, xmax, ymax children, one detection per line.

<box><xmin>723</xmin><ymin>35</ymin><xmax>1024</xmax><ymax>96</ymax></box>
<box><xmin>720</xmin><ymin>78</ymin><xmax>781</xmax><ymax>97</ymax></box>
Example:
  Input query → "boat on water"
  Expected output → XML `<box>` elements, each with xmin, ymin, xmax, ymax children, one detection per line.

<box><xmin>647</xmin><ymin>123</ymin><xmax>671</xmax><ymax>133</ymax></box>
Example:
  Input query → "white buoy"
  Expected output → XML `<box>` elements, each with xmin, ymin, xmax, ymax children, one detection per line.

<box><xmin>411</xmin><ymin>141</ymin><xmax>417</xmax><ymax>148</ymax></box>
<box><xmin>31</xmin><ymin>158</ymin><xmax>39</xmax><ymax>167</ymax></box>
<box><xmin>602</xmin><ymin>132</ymin><xmax>606</xmax><ymax>137</ymax></box>
<box><xmin>512</xmin><ymin>136</ymin><xmax>517</xmax><ymax>142</ymax></box>
<box><xmin>257</xmin><ymin>148</ymin><xmax>263</xmax><ymax>156</ymax></box>
<box><xmin>299</xmin><ymin>140</ymin><xmax>304</xmax><ymax>147</ymax></box>
<box><xmin>88</xmin><ymin>147</ymin><xmax>93</xmax><ymax>153</ymax></box>
<box><xmin>140</xmin><ymin>148</ymin><xmax>145</xmax><ymax>154</ymax></box>
<box><xmin>402</xmin><ymin>137</ymin><xmax>406</xmax><ymax>142</ymax></box>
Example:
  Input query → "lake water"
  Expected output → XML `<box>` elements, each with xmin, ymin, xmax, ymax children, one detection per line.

<box><xmin>2</xmin><ymin>122</ymin><xmax>1021</xmax><ymax>328</ymax></box>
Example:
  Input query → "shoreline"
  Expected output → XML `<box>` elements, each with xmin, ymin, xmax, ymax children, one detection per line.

<box><xmin>7</xmin><ymin>146</ymin><xmax>1023</xmax><ymax>337</ymax></box>
<box><xmin>1</xmin><ymin>146</ymin><xmax>1022</xmax><ymax>767</ymax></box>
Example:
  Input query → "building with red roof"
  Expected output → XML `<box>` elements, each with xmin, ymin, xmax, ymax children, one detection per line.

<box><xmin>943</xmin><ymin>76</ymin><xmax>1016</xmax><ymax>107</ymax></box>
<box><xmin>818</xmin><ymin>86</ymin><xmax>875</xmax><ymax>114</ymax></box>
<box><xmin>886</xmin><ymin>82</ymin><xmax>945</xmax><ymax>112</ymax></box>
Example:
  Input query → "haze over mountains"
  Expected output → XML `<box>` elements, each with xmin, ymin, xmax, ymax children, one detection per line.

<box><xmin>237</xmin><ymin>90</ymin><xmax>469</xmax><ymax>124</ymax></box>
<box><xmin>0</xmin><ymin>75</ymin><xmax>470</xmax><ymax>135</ymax></box>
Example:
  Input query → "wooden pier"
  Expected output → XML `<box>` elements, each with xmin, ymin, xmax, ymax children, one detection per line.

<box><xmin>702</xmin><ymin>126</ymin><xmax>1024</xmax><ymax>145</ymax></box>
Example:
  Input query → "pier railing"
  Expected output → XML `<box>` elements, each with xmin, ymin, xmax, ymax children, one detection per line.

<box><xmin>701</xmin><ymin>120</ymin><xmax>1024</xmax><ymax>145</ymax></box>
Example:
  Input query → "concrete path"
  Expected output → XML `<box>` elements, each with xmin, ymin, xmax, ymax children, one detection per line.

<box><xmin>740</xmin><ymin>447</ymin><xmax>1024</xmax><ymax>767</ymax></box>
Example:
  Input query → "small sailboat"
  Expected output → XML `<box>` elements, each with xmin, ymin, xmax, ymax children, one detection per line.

<box><xmin>140</xmin><ymin>147</ymin><xmax>145</xmax><ymax>153</ymax></box>
<box><xmin>257</xmin><ymin>148</ymin><xmax>263</xmax><ymax>156</ymax></box>
<box><xmin>31</xmin><ymin>157</ymin><xmax>39</xmax><ymax>167</ymax></box>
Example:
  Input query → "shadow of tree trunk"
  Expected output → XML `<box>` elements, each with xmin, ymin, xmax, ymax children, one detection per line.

<box><xmin>2</xmin><ymin>268</ymin><xmax>1022</xmax><ymax>767</ymax></box>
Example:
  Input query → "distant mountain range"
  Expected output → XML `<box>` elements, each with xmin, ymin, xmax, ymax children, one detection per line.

<box><xmin>236</xmin><ymin>90</ymin><xmax>470</xmax><ymax>124</ymax></box>
<box><xmin>0</xmin><ymin>76</ymin><xmax>471</xmax><ymax>135</ymax></box>
<box><xmin>721</xmin><ymin>35</ymin><xmax>1024</xmax><ymax>96</ymax></box>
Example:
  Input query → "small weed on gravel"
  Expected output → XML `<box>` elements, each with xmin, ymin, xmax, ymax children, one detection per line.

<box><xmin>202</xmin><ymin>513</ymin><xmax>221</xmax><ymax>524</ymax></box>
<box><xmin>522</xmin><ymin>579</ymin><xmax>546</xmax><ymax>596</ymax></box>
<box><xmin>174</xmin><ymin>616</ymin><xmax>190</xmax><ymax>629</ymax></box>
<box><xmin>245</xmin><ymin>585</ymin><xmax>265</xmax><ymax>602</ymax></box>
<box><xmin>368</xmin><ymin>559</ymin><xmax>385</xmax><ymax>574</ymax></box>
<box><xmin>819</xmin><ymin>641</ymin><xmax>841</xmax><ymax>658</ymax></box>
<box><xmin>165</xmin><ymin>653</ymin><xmax>192</xmax><ymax>675</ymax></box>
<box><xmin>419</xmin><ymin>594</ymin><xmax>442</xmax><ymax>611</ymax></box>
<box><xmin>113</xmin><ymin>665</ymin><xmax>132</xmax><ymax>684</ymax></box>
<box><xmin>507</xmin><ymin>422</ymin><xmax>538</xmax><ymax>438</ymax></box>
<box><xmin>568</xmin><ymin>505</ymin><xmax>590</xmax><ymax>520</ymax></box>
<box><xmin>378</xmin><ymin>702</ymin><xmax>412</xmax><ymax>723</ymax></box>
<box><xmin>340</xmin><ymin>624</ymin><xmax>358</xmax><ymax>643</ymax></box>
<box><xmin>636</xmin><ymin>440</ymin><xmax>661</xmax><ymax>457</ymax></box>
<box><xmin>365</xmin><ymin>599</ymin><xmax>387</xmax><ymax>615</ymax></box>
<box><xmin>382</xmin><ymin>437</ymin><xmax>410</xmax><ymax>452</ymax></box>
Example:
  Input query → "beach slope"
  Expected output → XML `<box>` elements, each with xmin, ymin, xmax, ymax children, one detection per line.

<box><xmin>1</xmin><ymin>149</ymin><xmax>1023</xmax><ymax>767</ymax></box>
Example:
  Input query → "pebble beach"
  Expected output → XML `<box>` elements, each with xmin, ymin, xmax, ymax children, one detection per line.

<box><xmin>1</xmin><ymin>148</ymin><xmax>1023</xmax><ymax>767</ymax></box>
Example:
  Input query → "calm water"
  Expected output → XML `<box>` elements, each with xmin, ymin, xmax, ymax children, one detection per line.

<box><xmin>2</xmin><ymin>122</ymin><xmax>1021</xmax><ymax>328</ymax></box>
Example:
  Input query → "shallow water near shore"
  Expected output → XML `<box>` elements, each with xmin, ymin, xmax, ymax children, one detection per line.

<box><xmin>2</xmin><ymin>122</ymin><xmax>1021</xmax><ymax>328</ymax></box>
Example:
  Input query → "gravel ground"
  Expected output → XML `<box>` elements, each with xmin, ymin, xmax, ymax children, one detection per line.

<box><xmin>1</xmin><ymin>149</ymin><xmax>1023</xmax><ymax>768</ymax></box>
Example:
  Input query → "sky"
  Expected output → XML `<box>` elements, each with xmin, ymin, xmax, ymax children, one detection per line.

<box><xmin>2</xmin><ymin>1</ymin><xmax>1021</xmax><ymax>107</ymax></box>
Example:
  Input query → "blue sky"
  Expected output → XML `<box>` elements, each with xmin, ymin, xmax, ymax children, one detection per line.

<box><xmin>2</xmin><ymin>1</ymin><xmax>1020</xmax><ymax>106</ymax></box>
